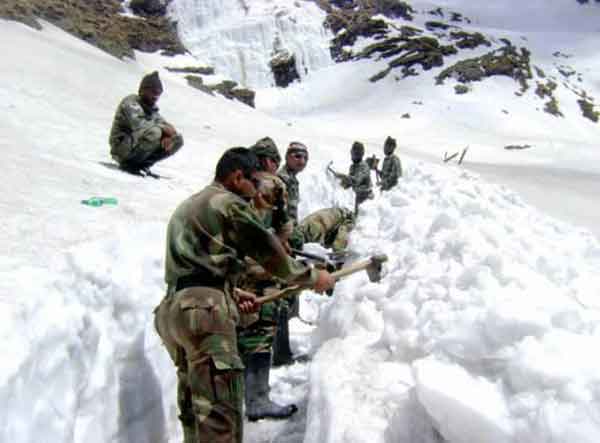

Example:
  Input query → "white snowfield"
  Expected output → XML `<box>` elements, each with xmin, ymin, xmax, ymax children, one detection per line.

<box><xmin>1</xmin><ymin>0</ymin><xmax>600</xmax><ymax>441</ymax></box>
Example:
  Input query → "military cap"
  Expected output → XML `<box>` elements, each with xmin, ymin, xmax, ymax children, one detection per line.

<box><xmin>287</xmin><ymin>141</ymin><xmax>308</xmax><ymax>155</ymax></box>
<box><xmin>250</xmin><ymin>137</ymin><xmax>281</xmax><ymax>163</ymax></box>
<box><xmin>139</xmin><ymin>71</ymin><xmax>163</xmax><ymax>92</ymax></box>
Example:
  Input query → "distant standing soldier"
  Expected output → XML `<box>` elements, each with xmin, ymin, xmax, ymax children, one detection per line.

<box><xmin>298</xmin><ymin>207</ymin><xmax>355</xmax><ymax>253</ymax></box>
<box><xmin>343</xmin><ymin>141</ymin><xmax>373</xmax><ymax>214</ymax></box>
<box><xmin>238</xmin><ymin>137</ymin><xmax>298</xmax><ymax>421</ymax></box>
<box><xmin>154</xmin><ymin>147</ymin><xmax>335</xmax><ymax>443</ymax></box>
<box><xmin>379</xmin><ymin>136</ymin><xmax>402</xmax><ymax>191</ymax></box>
<box><xmin>109</xmin><ymin>71</ymin><xmax>184</xmax><ymax>176</ymax></box>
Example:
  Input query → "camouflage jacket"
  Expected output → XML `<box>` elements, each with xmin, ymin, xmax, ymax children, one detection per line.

<box><xmin>252</xmin><ymin>172</ymin><xmax>293</xmax><ymax>240</ymax></box>
<box><xmin>165</xmin><ymin>182</ymin><xmax>316</xmax><ymax>290</ymax></box>
<box><xmin>277</xmin><ymin>165</ymin><xmax>300</xmax><ymax>224</ymax></box>
<box><xmin>380</xmin><ymin>154</ymin><xmax>402</xmax><ymax>191</ymax></box>
<box><xmin>349</xmin><ymin>161</ymin><xmax>373</xmax><ymax>198</ymax></box>
<box><xmin>299</xmin><ymin>207</ymin><xmax>354</xmax><ymax>252</ymax></box>
<box><xmin>109</xmin><ymin>94</ymin><xmax>169</xmax><ymax>157</ymax></box>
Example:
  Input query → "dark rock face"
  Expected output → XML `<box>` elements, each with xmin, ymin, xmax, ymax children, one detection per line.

<box><xmin>578</xmin><ymin>99</ymin><xmax>599</xmax><ymax>122</ymax></box>
<box><xmin>207</xmin><ymin>81</ymin><xmax>256</xmax><ymax>108</ymax></box>
<box><xmin>0</xmin><ymin>0</ymin><xmax>184</xmax><ymax>59</ymax></box>
<box><xmin>436</xmin><ymin>44</ymin><xmax>532</xmax><ymax>94</ymax></box>
<box><xmin>129</xmin><ymin>0</ymin><xmax>169</xmax><ymax>16</ymax></box>
<box><xmin>324</xmin><ymin>1</ymin><xmax>414</xmax><ymax>61</ymax></box>
<box><xmin>270</xmin><ymin>51</ymin><xmax>300</xmax><ymax>88</ymax></box>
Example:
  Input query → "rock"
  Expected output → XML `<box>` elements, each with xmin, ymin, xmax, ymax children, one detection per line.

<box><xmin>577</xmin><ymin>99</ymin><xmax>599</xmax><ymax>122</ymax></box>
<box><xmin>454</xmin><ymin>84</ymin><xmax>469</xmax><ymax>94</ymax></box>
<box><xmin>129</xmin><ymin>0</ymin><xmax>169</xmax><ymax>16</ymax></box>
<box><xmin>270</xmin><ymin>50</ymin><xmax>300</xmax><ymax>88</ymax></box>
<box><xmin>504</xmin><ymin>144</ymin><xmax>532</xmax><ymax>150</ymax></box>
<box><xmin>436</xmin><ymin>45</ymin><xmax>532</xmax><ymax>94</ymax></box>
<box><xmin>0</xmin><ymin>0</ymin><xmax>184</xmax><ymax>59</ymax></box>
<box><xmin>207</xmin><ymin>81</ymin><xmax>256</xmax><ymax>108</ymax></box>
<box><xmin>449</xmin><ymin>31</ymin><xmax>491</xmax><ymax>50</ymax></box>
<box><xmin>166</xmin><ymin>66</ymin><xmax>215</xmax><ymax>75</ymax></box>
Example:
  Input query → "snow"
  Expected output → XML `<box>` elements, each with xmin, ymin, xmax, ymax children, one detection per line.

<box><xmin>1</xmin><ymin>0</ymin><xmax>600</xmax><ymax>442</ymax></box>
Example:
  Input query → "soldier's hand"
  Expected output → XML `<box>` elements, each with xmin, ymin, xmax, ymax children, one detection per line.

<box><xmin>236</xmin><ymin>290</ymin><xmax>260</xmax><ymax>313</ymax></box>
<box><xmin>162</xmin><ymin>124</ymin><xmax>177</xmax><ymax>137</ymax></box>
<box><xmin>313</xmin><ymin>269</ymin><xmax>335</xmax><ymax>294</ymax></box>
<box><xmin>161</xmin><ymin>135</ymin><xmax>174</xmax><ymax>152</ymax></box>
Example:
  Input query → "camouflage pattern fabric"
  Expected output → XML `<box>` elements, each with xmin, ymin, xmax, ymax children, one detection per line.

<box><xmin>277</xmin><ymin>165</ymin><xmax>300</xmax><ymax>224</ymax></box>
<box><xmin>299</xmin><ymin>207</ymin><xmax>355</xmax><ymax>252</ymax></box>
<box><xmin>349</xmin><ymin>161</ymin><xmax>373</xmax><ymax>210</ymax></box>
<box><xmin>109</xmin><ymin>94</ymin><xmax>182</xmax><ymax>163</ymax></box>
<box><xmin>238</xmin><ymin>172</ymin><xmax>292</xmax><ymax>358</ymax></box>
<box><xmin>155</xmin><ymin>182</ymin><xmax>317</xmax><ymax>443</ymax></box>
<box><xmin>253</xmin><ymin>171</ymin><xmax>293</xmax><ymax>241</ymax></box>
<box><xmin>380</xmin><ymin>154</ymin><xmax>402</xmax><ymax>191</ymax></box>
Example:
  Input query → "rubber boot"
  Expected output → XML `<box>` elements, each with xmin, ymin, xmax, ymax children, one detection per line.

<box><xmin>244</xmin><ymin>352</ymin><xmax>297</xmax><ymax>421</ymax></box>
<box><xmin>271</xmin><ymin>304</ymin><xmax>294</xmax><ymax>367</ymax></box>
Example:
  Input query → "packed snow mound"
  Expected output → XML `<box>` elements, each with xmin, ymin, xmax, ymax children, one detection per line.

<box><xmin>306</xmin><ymin>161</ymin><xmax>600</xmax><ymax>443</ymax></box>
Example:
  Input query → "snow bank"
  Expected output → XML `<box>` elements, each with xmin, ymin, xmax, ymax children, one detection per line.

<box><xmin>306</xmin><ymin>162</ymin><xmax>600</xmax><ymax>442</ymax></box>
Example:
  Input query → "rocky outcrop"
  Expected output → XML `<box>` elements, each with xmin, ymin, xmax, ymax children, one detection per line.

<box><xmin>129</xmin><ymin>0</ymin><xmax>170</xmax><ymax>16</ymax></box>
<box><xmin>436</xmin><ymin>44</ymin><xmax>533</xmax><ymax>94</ymax></box>
<box><xmin>207</xmin><ymin>81</ymin><xmax>256</xmax><ymax>108</ymax></box>
<box><xmin>578</xmin><ymin>99</ymin><xmax>599</xmax><ymax>122</ymax></box>
<box><xmin>270</xmin><ymin>50</ymin><xmax>300</xmax><ymax>88</ymax></box>
<box><xmin>0</xmin><ymin>0</ymin><xmax>184</xmax><ymax>59</ymax></box>
<box><xmin>323</xmin><ymin>0</ymin><xmax>414</xmax><ymax>61</ymax></box>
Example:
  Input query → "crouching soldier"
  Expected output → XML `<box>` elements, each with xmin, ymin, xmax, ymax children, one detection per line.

<box><xmin>154</xmin><ymin>147</ymin><xmax>335</xmax><ymax>443</ymax></box>
<box><xmin>298</xmin><ymin>207</ymin><xmax>355</xmax><ymax>253</ymax></box>
<box><xmin>379</xmin><ymin>136</ymin><xmax>402</xmax><ymax>191</ymax></box>
<box><xmin>109</xmin><ymin>71</ymin><xmax>184</xmax><ymax>176</ymax></box>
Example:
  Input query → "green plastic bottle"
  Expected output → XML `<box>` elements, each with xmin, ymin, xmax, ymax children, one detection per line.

<box><xmin>81</xmin><ymin>197</ymin><xmax>118</xmax><ymax>207</ymax></box>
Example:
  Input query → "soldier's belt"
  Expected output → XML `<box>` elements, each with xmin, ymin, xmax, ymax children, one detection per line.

<box><xmin>175</xmin><ymin>270</ymin><xmax>226</xmax><ymax>292</ymax></box>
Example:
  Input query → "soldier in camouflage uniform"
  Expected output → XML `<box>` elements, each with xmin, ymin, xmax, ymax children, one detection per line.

<box><xmin>237</xmin><ymin>138</ymin><xmax>298</xmax><ymax>421</ymax></box>
<box><xmin>378</xmin><ymin>136</ymin><xmax>402</xmax><ymax>191</ymax></box>
<box><xmin>272</xmin><ymin>141</ymin><xmax>309</xmax><ymax>366</ymax></box>
<box><xmin>277</xmin><ymin>141</ymin><xmax>308</xmax><ymax>224</ymax></box>
<box><xmin>154</xmin><ymin>147</ymin><xmax>335</xmax><ymax>443</ymax></box>
<box><xmin>342</xmin><ymin>141</ymin><xmax>373</xmax><ymax>214</ymax></box>
<box><xmin>109</xmin><ymin>71</ymin><xmax>184</xmax><ymax>175</ymax></box>
<box><xmin>298</xmin><ymin>207</ymin><xmax>355</xmax><ymax>253</ymax></box>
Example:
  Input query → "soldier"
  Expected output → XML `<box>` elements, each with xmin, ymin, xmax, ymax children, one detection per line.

<box><xmin>272</xmin><ymin>141</ymin><xmax>309</xmax><ymax>366</ymax></box>
<box><xmin>378</xmin><ymin>136</ymin><xmax>402</xmax><ymax>191</ymax></box>
<box><xmin>109</xmin><ymin>71</ymin><xmax>184</xmax><ymax>176</ymax></box>
<box><xmin>154</xmin><ymin>147</ymin><xmax>335</xmax><ymax>443</ymax></box>
<box><xmin>277</xmin><ymin>141</ymin><xmax>308</xmax><ymax>224</ymax></box>
<box><xmin>298</xmin><ymin>207</ymin><xmax>355</xmax><ymax>253</ymax></box>
<box><xmin>344</xmin><ymin>141</ymin><xmax>373</xmax><ymax>214</ymax></box>
<box><xmin>237</xmin><ymin>137</ymin><xmax>297</xmax><ymax>421</ymax></box>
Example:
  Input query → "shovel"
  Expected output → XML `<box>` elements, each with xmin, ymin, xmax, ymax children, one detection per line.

<box><xmin>236</xmin><ymin>254</ymin><xmax>388</xmax><ymax>305</ymax></box>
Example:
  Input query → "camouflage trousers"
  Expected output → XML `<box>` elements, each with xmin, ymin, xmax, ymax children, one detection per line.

<box><xmin>112</xmin><ymin>127</ymin><xmax>183</xmax><ymax>168</ymax></box>
<box><xmin>237</xmin><ymin>299</ymin><xmax>278</xmax><ymax>358</ymax></box>
<box><xmin>154</xmin><ymin>286</ymin><xmax>244</xmax><ymax>443</ymax></box>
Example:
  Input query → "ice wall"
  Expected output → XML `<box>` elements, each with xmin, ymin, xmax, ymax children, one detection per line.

<box><xmin>169</xmin><ymin>0</ymin><xmax>333</xmax><ymax>87</ymax></box>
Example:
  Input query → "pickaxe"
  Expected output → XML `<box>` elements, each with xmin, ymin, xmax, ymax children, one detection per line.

<box><xmin>236</xmin><ymin>254</ymin><xmax>388</xmax><ymax>304</ymax></box>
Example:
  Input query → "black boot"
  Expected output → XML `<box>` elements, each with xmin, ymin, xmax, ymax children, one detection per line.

<box><xmin>244</xmin><ymin>352</ymin><xmax>297</xmax><ymax>421</ymax></box>
<box><xmin>272</xmin><ymin>304</ymin><xmax>294</xmax><ymax>367</ymax></box>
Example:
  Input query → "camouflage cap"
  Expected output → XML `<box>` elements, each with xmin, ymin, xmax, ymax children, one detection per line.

<box><xmin>286</xmin><ymin>141</ymin><xmax>308</xmax><ymax>155</ymax></box>
<box><xmin>139</xmin><ymin>71</ymin><xmax>163</xmax><ymax>92</ymax></box>
<box><xmin>250</xmin><ymin>137</ymin><xmax>281</xmax><ymax>163</ymax></box>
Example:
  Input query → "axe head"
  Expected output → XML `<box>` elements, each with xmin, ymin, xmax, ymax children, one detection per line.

<box><xmin>366</xmin><ymin>254</ymin><xmax>388</xmax><ymax>282</ymax></box>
